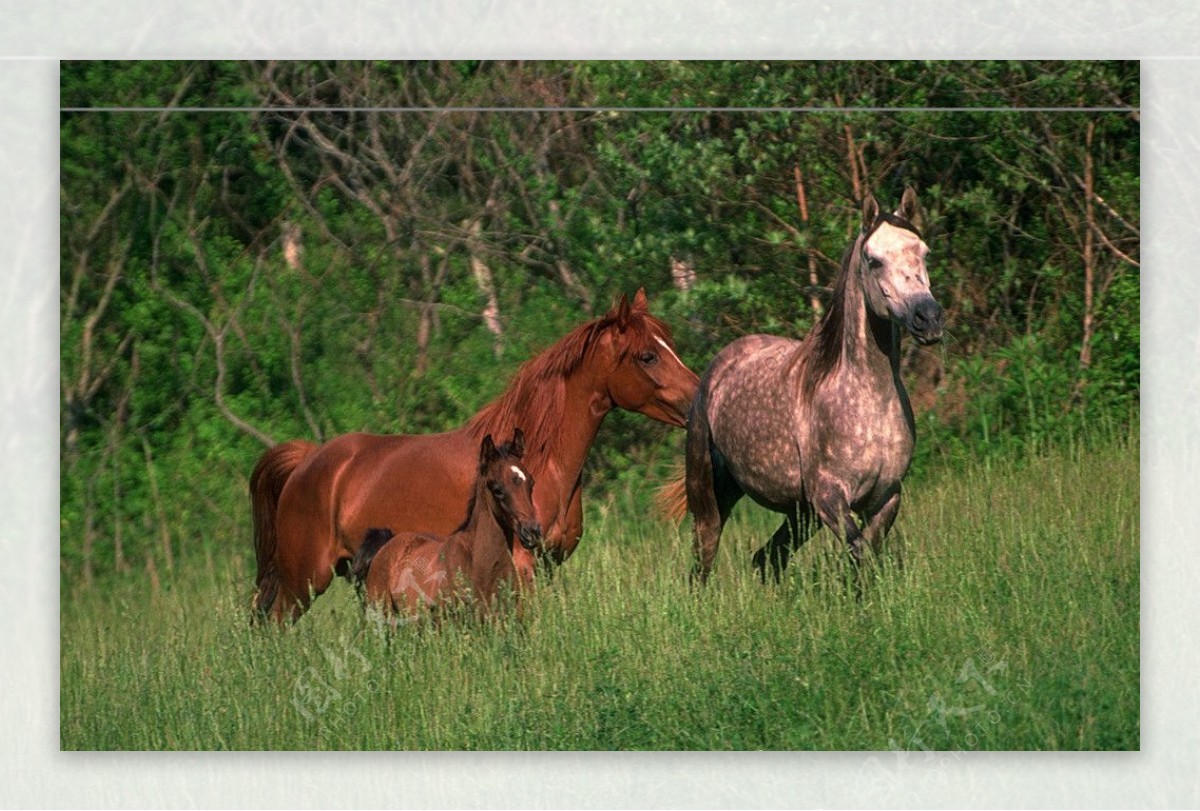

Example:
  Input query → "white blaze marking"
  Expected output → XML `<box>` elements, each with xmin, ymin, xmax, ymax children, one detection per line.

<box><xmin>654</xmin><ymin>334</ymin><xmax>684</xmax><ymax>367</ymax></box>
<box><xmin>510</xmin><ymin>465</ymin><xmax>527</xmax><ymax>482</ymax></box>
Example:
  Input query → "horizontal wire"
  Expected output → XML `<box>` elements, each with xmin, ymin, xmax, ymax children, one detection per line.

<box><xmin>60</xmin><ymin>105</ymin><xmax>1141</xmax><ymax>114</ymax></box>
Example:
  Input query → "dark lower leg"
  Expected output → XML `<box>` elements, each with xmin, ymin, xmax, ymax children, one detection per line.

<box><xmin>812</xmin><ymin>489</ymin><xmax>870</xmax><ymax>595</ymax></box>
<box><xmin>687</xmin><ymin>431</ymin><xmax>735</xmax><ymax>583</ymax></box>
<box><xmin>752</xmin><ymin>507</ymin><xmax>812</xmax><ymax>583</ymax></box>
<box><xmin>691</xmin><ymin>514</ymin><xmax>722</xmax><ymax>584</ymax></box>
<box><xmin>863</xmin><ymin>490</ymin><xmax>902</xmax><ymax>561</ymax></box>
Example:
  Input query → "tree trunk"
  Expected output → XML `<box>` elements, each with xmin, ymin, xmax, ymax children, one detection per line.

<box><xmin>140</xmin><ymin>431</ymin><xmax>174</xmax><ymax>572</ymax></box>
<box><xmin>794</xmin><ymin>164</ymin><xmax>823</xmax><ymax>315</ymax></box>
<box><xmin>1074</xmin><ymin>121</ymin><xmax>1097</xmax><ymax>404</ymax></box>
<box><xmin>835</xmin><ymin>94</ymin><xmax>866</xmax><ymax>205</ymax></box>
<box><xmin>467</xmin><ymin>219</ymin><xmax>504</xmax><ymax>357</ymax></box>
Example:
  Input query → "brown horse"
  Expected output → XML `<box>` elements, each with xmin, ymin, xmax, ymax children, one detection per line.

<box><xmin>351</xmin><ymin>430</ymin><xmax>541</xmax><ymax>619</ymax></box>
<box><xmin>668</xmin><ymin>188</ymin><xmax>944</xmax><ymax>583</ymax></box>
<box><xmin>251</xmin><ymin>289</ymin><xmax>699</xmax><ymax>623</ymax></box>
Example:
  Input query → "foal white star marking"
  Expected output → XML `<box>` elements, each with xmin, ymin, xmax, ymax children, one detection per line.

<box><xmin>510</xmin><ymin>465</ymin><xmax>527</xmax><ymax>482</ymax></box>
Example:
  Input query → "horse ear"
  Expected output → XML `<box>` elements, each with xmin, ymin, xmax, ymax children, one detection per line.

<box><xmin>480</xmin><ymin>434</ymin><xmax>498</xmax><ymax>465</ymax></box>
<box><xmin>861</xmin><ymin>193</ymin><xmax>880</xmax><ymax>232</ymax></box>
<box><xmin>896</xmin><ymin>186</ymin><xmax>922</xmax><ymax>230</ymax></box>
<box><xmin>510</xmin><ymin>427</ymin><xmax>525</xmax><ymax>458</ymax></box>
<box><xmin>631</xmin><ymin>287</ymin><xmax>649</xmax><ymax>312</ymax></box>
<box><xmin>614</xmin><ymin>293</ymin><xmax>633</xmax><ymax>331</ymax></box>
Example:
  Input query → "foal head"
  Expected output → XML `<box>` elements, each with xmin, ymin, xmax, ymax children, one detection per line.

<box><xmin>478</xmin><ymin>429</ymin><xmax>542</xmax><ymax>552</ymax></box>
<box><xmin>598</xmin><ymin>289</ymin><xmax>700</xmax><ymax>428</ymax></box>
<box><xmin>858</xmin><ymin>188</ymin><xmax>945</xmax><ymax>346</ymax></box>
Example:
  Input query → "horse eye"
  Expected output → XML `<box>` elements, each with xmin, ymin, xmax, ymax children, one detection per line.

<box><xmin>868</xmin><ymin>256</ymin><xmax>883</xmax><ymax>269</ymax></box>
<box><xmin>639</xmin><ymin>351</ymin><xmax>658</xmax><ymax>365</ymax></box>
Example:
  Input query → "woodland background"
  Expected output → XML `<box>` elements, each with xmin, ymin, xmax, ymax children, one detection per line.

<box><xmin>59</xmin><ymin>60</ymin><xmax>1139</xmax><ymax>589</ymax></box>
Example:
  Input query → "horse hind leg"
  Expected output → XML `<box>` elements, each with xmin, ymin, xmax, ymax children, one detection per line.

<box><xmin>752</xmin><ymin>503</ymin><xmax>816</xmax><ymax>583</ymax></box>
<box><xmin>251</xmin><ymin>561</ymin><xmax>308</xmax><ymax>626</ymax></box>
<box><xmin>249</xmin><ymin>439</ymin><xmax>319</xmax><ymax>625</ymax></box>
<box><xmin>252</xmin><ymin>573</ymin><xmax>309</xmax><ymax>626</ymax></box>
<box><xmin>264</xmin><ymin>544</ymin><xmax>343</xmax><ymax>625</ymax></box>
<box><xmin>686</xmin><ymin>407</ymin><xmax>742</xmax><ymax>583</ymax></box>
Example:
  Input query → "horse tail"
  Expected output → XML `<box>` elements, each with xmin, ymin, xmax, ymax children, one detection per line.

<box><xmin>655</xmin><ymin>464</ymin><xmax>690</xmax><ymax>524</ymax></box>
<box><xmin>350</xmin><ymin>528</ymin><xmax>395</xmax><ymax>585</ymax></box>
<box><xmin>250</xmin><ymin>439</ymin><xmax>318</xmax><ymax>615</ymax></box>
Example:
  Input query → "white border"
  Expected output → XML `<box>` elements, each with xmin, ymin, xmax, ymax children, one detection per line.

<box><xmin>3</xmin><ymin>5</ymin><xmax>1191</xmax><ymax>808</ymax></box>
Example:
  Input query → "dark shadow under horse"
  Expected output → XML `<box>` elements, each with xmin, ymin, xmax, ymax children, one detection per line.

<box><xmin>683</xmin><ymin>188</ymin><xmax>945</xmax><ymax>583</ymax></box>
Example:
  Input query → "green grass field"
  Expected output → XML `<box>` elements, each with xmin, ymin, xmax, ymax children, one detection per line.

<box><xmin>60</xmin><ymin>430</ymin><xmax>1138</xmax><ymax>750</ymax></box>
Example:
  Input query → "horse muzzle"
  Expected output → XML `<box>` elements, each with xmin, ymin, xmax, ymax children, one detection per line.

<box><xmin>661</xmin><ymin>376</ymin><xmax>700</xmax><ymax>428</ymax></box>
<box><xmin>517</xmin><ymin>523</ymin><xmax>544</xmax><ymax>551</ymax></box>
<box><xmin>660</xmin><ymin>397</ymin><xmax>691</xmax><ymax>428</ymax></box>
<box><xmin>906</xmin><ymin>297</ymin><xmax>945</xmax><ymax>345</ymax></box>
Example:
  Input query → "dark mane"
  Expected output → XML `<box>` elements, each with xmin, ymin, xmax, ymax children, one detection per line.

<box><xmin>799</xmin><ymin>234</ymin><xmax>859</xmax><ymax>398</ymax></box>
<box><xmin>467</xmin><ymin>306</ymin><xmax>674</xmax><ymax>472</ymax></box>
<box><xmin>799</xmin><ymin>211</ymin><xmax>921</xmax><ymax>398</ymax></box>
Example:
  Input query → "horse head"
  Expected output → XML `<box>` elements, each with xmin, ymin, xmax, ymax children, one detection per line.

<box><xmin>859</xmin><ymin>188</ymin><xmax>945</xmax><ymax>345</ymax></box>
<box><xmin>599</xmin><ymin>288</ymin><xmax>700</xmax><ymax>427</ymax></box>
<box><xmin>479</xmin><ymin>429</ymin><xmax>543</xmax><ymax>552</ymax></box>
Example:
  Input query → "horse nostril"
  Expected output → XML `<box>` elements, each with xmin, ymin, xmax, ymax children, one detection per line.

<box><xmin>519</xmin><ymin>524</ymin><xmax>544</xmax><ymax>549</ymax></box>
<box><xmin>915</xmin><ymin>300</ymin><xmax>944</xmax><ymax>330</ymax></box>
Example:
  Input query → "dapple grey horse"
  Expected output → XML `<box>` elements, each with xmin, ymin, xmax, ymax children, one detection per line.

<box><xmin>685</xmin><ymin>188</ymin><xmax>944</xmax><ymax>582</ymax></box>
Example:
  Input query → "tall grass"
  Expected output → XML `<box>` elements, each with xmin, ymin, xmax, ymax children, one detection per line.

<box><xmin>61</xmin><ymin>428</ymin><xmax>1138</xmax><ymax>750</ymax></box>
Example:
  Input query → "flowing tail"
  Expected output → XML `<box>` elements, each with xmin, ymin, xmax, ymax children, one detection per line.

<box><xmin>249</xmin><ymin>439</ymin><xmax>318</xmax><ymax>619</ymax></box>
<box><xmin>655</xmin><ymin>463</ymin><xmax>690</xmax><ymax>524</ymax></box>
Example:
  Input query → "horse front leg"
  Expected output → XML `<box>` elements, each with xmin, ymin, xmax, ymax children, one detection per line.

<box><xmin>559</xmin><ymin>484</ymin><xmax>584</xmax><ymax>564</ymax></box>
<box><xmin>510</xmin><ymin>545</ymin><xmax>540</xmax><ymax>587</ymax></box>
<box><xmin>532</xmin><ymin>486</ymin><xmax>584</xmax><ymax>584</ymax></box>
<box><xmin>811</xmin><ymin>479</ymin><xmax>874</xmax><ymax>594</ymax></box>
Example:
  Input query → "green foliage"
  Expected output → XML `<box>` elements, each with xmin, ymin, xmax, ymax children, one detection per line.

<box><xmin>59</xmin><ymin>61</ymin><xmax>1139</xmax><ymax>587</ymax></box>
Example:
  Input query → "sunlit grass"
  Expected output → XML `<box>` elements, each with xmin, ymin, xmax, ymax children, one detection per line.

<box><xmin>61</xmin><ymin>429</ymin><xmax>1138</xmax><ymax>750</ymax></box>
